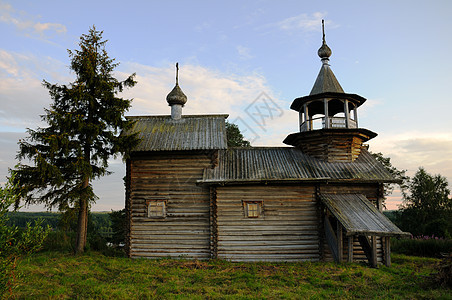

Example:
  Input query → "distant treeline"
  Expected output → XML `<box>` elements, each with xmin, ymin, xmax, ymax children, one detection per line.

<box><xmin>383</xmin><ymin>210</ymin><xmax>397</xmax><ymax>223</ymax></box>
<box><xmin>7</xmin><ymin>211</ymin><xmax>113</xmax><ymax>237</ymax></box>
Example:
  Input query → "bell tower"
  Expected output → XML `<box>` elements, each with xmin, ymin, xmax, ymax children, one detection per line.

<box><xmin>283</xmin><ymin>20</ymin><xmax>377</xmax><ymax>162</ymax></box>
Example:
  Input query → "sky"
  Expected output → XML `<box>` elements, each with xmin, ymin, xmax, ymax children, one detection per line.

<box><xmin>1</xmin><ymin>0</ymin><xmax>451</xmax><ymax>211</ymax></box>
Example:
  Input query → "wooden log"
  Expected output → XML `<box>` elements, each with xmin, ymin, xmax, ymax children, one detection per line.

<box><xmin>371</xmin><ymin>236</ymin><xmax>378</xmax><ymax>268</ymax></box>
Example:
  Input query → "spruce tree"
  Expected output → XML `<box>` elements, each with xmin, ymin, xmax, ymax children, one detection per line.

<box><xmin>14</xmin><ymin>26</ymin><xmax>139</xmax><ymax>253</ymax></box>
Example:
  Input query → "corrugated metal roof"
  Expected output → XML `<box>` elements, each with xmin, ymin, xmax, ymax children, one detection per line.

<box><xmin>200</xmin><ymin>147</ymin><xmax>397</xmax><ymax>184</ymax></box>
<box><xmin>125</xmin><ymin>115</ymin><xmax>228</xmax><ymax>151</ymax></box>
<box><xmin>320</xmin><ymin>194</ymin><xmax>409</xmax><ymax>236</ymax></box>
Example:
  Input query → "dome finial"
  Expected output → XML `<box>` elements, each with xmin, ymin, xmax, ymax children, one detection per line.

<box><xmin>176</xmin><ymin>62</ymin><xmax>179</xmax><ymax>85</ymax></box>
<box><xmin>318</xmin><ymin>19</ymin><xmax>332</xmax><ymax>62</ymax></box>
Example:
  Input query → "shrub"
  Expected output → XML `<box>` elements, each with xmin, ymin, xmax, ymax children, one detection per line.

<box><xmin>435</xmin><ymin>253</ymin><xmax>452</xmax><ymax>288</ymax></box>
<box><xmin>1</xmin><ymin>174</ymin><xmax>51</xmax><ymax>295</ymax></box>
<box><xmin>391</xmin><ymin>236</ymin><xmax>452</xmax><ymax>258</ymax></box>
<box><xmin>42</xmin><ymin>230</ymin><xmax>76</xmax><ymax>252</ymax></box>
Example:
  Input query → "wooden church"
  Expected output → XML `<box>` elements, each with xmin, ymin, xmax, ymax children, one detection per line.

<box><xmin>124</xmin><ymin>23</ymin><xmax>408</xmax><ymax>267</ymax></box>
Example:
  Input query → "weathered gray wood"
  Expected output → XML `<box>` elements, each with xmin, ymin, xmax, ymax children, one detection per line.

<box><xmin>347</xmin><ymin>236</ymin><xmax>353</xmax><ymax>263</ymax></box>
<box><xmin>325</xmin><ymin>216</ymin><xmax>338</xmax><ymax>262</ymax></box>
<box><xmin>358</xmin><ymin>235</ymin><xmax>372</xmax><ymax>263</ymax></box>
<box><xmin>384</xmin><ymin>236</ymin><xmax>391</xmax><ymax>267</ymax></box>
<box><xmin>215</xmin><ymin>185</ymin><xmax>319</xmax><ymax>261</ymax></box>
<box><xmin>337</xmin><ymin>220</ymin><xmax>343</xmax><ymax>262</ymax></box>
<box><xmin>127</xmin><ymin>153</ymin><xmax>213</xmax><ymax>259</ymax></box>
<box><xmin>324</xmin><ymin>99</ymin><xmax>329</xmax><ymax>129</ymax></box>
<box><xmin>344</xmin><ymin>100</ymin><xmax>350</xmax><ymax>128</ymax></box>
<box><xmin>126</xmin><ymin>147</ymin><xmax>393</xmax><ymax>264</ymax></box>
<box><xmin>371</xmin><ymin>236</ymin><xmax>378</xmax><ymax>268</ymax></box>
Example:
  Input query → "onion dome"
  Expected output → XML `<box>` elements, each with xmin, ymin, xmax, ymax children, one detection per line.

<box><xmin>166</xmin><ymin>63</ymin><xmax>187</xmax><ymax>106</ymax></box>
<box><xmin>318</xmin><ymin>20</ymin><xmax>332</xmax><ymax>61</ymax></box>
<box><xmin>318</xmin><ymin>39</ymin><xmax>332</xmax><ymax>60</ymax></box>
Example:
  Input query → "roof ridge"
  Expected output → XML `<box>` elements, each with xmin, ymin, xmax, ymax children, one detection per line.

<box><xmin>226</xmin><ymin>146</ymin><xmax>296</xmax><ymax>150</ymax></box>
<box><xmin>126</xmin><ymin>114</ymin><xmax>229</xmax><ymax>119</ymax></box>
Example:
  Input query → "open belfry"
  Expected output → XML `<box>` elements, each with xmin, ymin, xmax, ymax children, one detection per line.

<box><xmin>124</xmin><ymin>20</ymin><xmax>408</xmax><ymax>266</ymax></box>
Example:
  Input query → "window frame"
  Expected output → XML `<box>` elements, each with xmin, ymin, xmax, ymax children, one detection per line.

<box><xmin>242</xmin><ymin>200</ymin><xmax>263</xmax><ymax>218</ymax></box>
<box><xmin>146</xmin><ymin>199</ymin><xmax>167</xmax><ymax>219</ymax></box>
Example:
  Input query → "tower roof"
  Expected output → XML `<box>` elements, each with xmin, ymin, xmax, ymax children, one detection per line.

<box><xmin>166</xmin><ymin>63</ymin><xmax>187</xmax><ymax>106</ymax></box>
<box><xmin>310</xmin><ymin>20</ymin><xmax>344</xmax><ymax>95</ymax></box>
<box><xmin>309</xmin><ymin>64</ymin><xmax>344</xmax><ymax>95</ymax></box>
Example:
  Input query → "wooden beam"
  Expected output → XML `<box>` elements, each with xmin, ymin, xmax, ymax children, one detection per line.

<box><xmin>337</xmin><ymin>220</ymin><xmax>343</xmax><ymax>262</ymax></box>
<box><xmin>324</xmin><ymin>99</ymin><xmax>329</xmax><ymax>129</ymax></box>
<box><xmin>304</xmin><ymin>104</ymin><xmax>310</xmax><ymax>130</ymax></box>
<box><xmin>384</xmin><ymin>236</ymin><xmax>391</xmax><ymax>267</ymax></box>
<box><xmin>358</xmin><ymin>235</ymin><xmax>372</xmax><ymax>263</ymax></box>
<box><xmin>347</xmin><ymin>236</ymin><xmax>353</xmax><ymax>263</ymax></box>
<box><xmin>353</xmin><ymin>105</ymin><xmax>358</xmax><ymax>127</ymax></box>
<box><xmin>371</xmin><ymin>236</ymin><xmax>377</xmax><ymax>268</ymax></box>
<box><xmin>299</xmin><ymin>112</ymin><xmax>303</xmax><ymax>132</ymax></box>
<box><xmin>324</xmin><ymin>216</ymin><xmax>338</xmax><ymax>262</ymax></box>
<box><xmin>344</xmin><ymin>100</ymin><xmax>350</xmax><ymax>128</ymax></box>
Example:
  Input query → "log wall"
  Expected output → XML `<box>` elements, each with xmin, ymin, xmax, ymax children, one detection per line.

<box><xmin>127</xmin><ymin>152</ymin><xmax>213</xmax><ymax>259</ymax></box>
<box><xmin>214</xmin><ymin>185</ymin><xmax>320</xmax><ymax>262</ymax></box>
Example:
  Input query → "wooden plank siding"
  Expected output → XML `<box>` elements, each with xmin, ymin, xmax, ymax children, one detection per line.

<box><xmin>127</xmin><ymin>153</ymin><xmax>214</xmax><ymax>259</ymax></box>
<box><xmin>214</xmin><ymin>185</ymin><xmax>320</xmax><ymax>262</ymax></box>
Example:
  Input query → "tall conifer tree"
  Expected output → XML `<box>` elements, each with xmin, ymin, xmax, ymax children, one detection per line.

<box><xmin>14</xmin><ymin>27</ymin><xmax>139</xmax><ymax>253</ymax></box>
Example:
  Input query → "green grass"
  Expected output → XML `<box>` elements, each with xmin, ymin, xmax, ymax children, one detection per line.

<box><xmin>10</xmin><ymin>252</ymin><xmax>451</xmax><ymax>299</ymax></box>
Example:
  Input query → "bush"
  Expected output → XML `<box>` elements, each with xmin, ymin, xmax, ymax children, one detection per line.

<box><xmin>391</xmin><ymin>236</ymin><xmax>452</xmax><ymax>258</ymax></box>
<box><xmin>1</xmin><ymin>174</ymin><xmax>51</xmax><ymax>295</ymax></box>
<box><xmin>435</xmin><ymin>253</ymin><xmax>452</xmax><ymax>288</ymax></box>
<box><xmin>42</xmin><ymin>230</ymin><xmax>76</xmax><ymax>252</ymax></box>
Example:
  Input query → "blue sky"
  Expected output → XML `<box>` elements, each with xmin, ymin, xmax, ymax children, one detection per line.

<box><xmin>1</xmin><ymin>0</ymin><xmax>451</xmax><ymax>211</ymax></box>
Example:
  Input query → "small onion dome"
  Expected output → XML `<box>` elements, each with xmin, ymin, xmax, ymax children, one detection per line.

<box><xmin>318</xmin><ymin>41</ymin><xmax>332</xmax><ymax>59</ymax></box>
<box><xmin>166</xmin><ymin>83</ymin><xmax>187</xmax><ymax>106</ymax></box>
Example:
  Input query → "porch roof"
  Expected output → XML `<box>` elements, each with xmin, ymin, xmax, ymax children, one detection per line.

<box><xmin>320</xmin><ymin>193</ymin><xmax>410</xmax><ymax>237</ymax></box>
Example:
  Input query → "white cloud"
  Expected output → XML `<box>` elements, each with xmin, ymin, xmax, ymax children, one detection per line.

<box><xmin>0</xmin><ymin>50</ymin><xmax>20</xmax><ymax>76</ymax></box>
<box><xmin>120</xmin><ymin>63</ymin><xmax>296</xmax><ymax>147</ymax></box>
<box><xmin>236</xmin><ymin>45</ymin><xmax>253</xmax><ymax>60</ymax></box>
<box><xmin>33</xmin><ymin>22</ymin><xmax>67</xmax><ymax>35</ymax></box>
<box><xmin>370</xmin><ymin>132</ymin><xmax>452</xmax><ymax>186</ymax></box>
<box><xmin>0</xmin><ymin>50</ymin><xmax>70</xmax><ymax>131</ymax></box>
<box><xmin>0</xmin><ymin>1</ymin><xmax>66</xmax><ymax>38</ymax></box>
<box><xmin>120</xmin><ymin>62</ymin><xmax>278</xmax><ymax>122</ymax></box>
<box><xmin>277</xmin><ymin>12</ymin><xmax>330</xmax><ymax>32</ymax></box>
